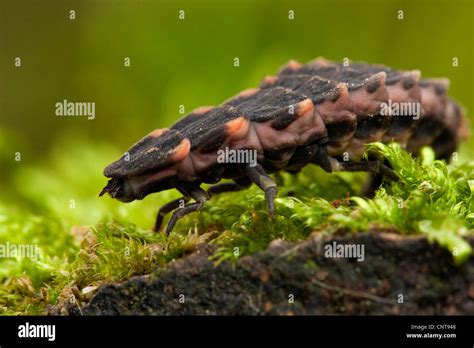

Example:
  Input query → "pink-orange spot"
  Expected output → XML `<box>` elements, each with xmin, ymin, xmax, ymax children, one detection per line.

<box><xmin>226</xmin><ymin>116</ymin><xmax>249</xmax><ymax>138</ymax></box>
<box><xmin>262</xmin><ymin>75</ymin><xmax>277</xmax><ymax>85</ymax></box>
<box><xmin>408</xmin><ymin>70</ymin><xmax>421</xmax><ymax>81</ymax></box>
<box><xmin>192</xmin><ymin>105</ymin><xmax>214</xmax><ymax>115</ymax></box>
<box><xmin>284</xmin><ymin>60</ymin><xmax>302</xmax><ymax>71</ymax></box>
<box><xmin>297</xmin><ymin>98</ymin><xmax>314</xmax><ymax>115</ymax></box>
<box><xmin>238</xmin><ymin>88</ymin><xmax>259</xmax><ymax>98</ymax></box>
<box><xmin>367</xmin><ymin>71</ymin><xmax>386</xmax><ymax>85</ymax></box>
<box><xmin>336</xmin><ymin>83</ymin><xmax>349</xmax><ymax>98</ymax></box>
<box><xmin>148</xmin><ymin>128</ymin><xmax>168</xmax><ymax>138</ymax></box>
<box><xmin>171</xmin><ymin>138</ymin><xmax>191</xmax><ymax>162</ymax></box>
<box><xmin>309</xmin><ymin>57</ymin><xmax>331</xmax><ymax>67</ymax></box>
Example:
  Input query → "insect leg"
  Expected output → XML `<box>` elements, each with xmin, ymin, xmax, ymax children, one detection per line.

<box><xmin>338</xmin><ymin>160</ymin><xmax>398</xmax><ymax>181</ymax></box>
<box><xmin>361</xmin><ymin>173</ymin><xmax>384</xmax><ymax>198</ymax></box>
<box><xmin>165</xmin><ymin>185</ymin><xmax>209</xmax><ymax>235</ymax></box>
<box><xmin>154</xmin><ymin>197</ymin><xmax>190</xmax><ymax>232</ymax></box>
<box><xmin>207</xmin><ymin>178</ymin><xmax>251</xmax><ymax>196</ymax></box>
<box><xmin>207</xmin><ymin>182</ymin><xmax>242</xmax><ymax>196</ymax></box>
<box><xmin>245</xmin><ymin>164</ymin><xmax>278</xmax><ymax>218</ymax></box>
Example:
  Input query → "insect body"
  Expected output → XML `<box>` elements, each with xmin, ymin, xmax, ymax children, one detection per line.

<box><xmin>100</xmin><ymin>58</ymin><xmax>468</xmax><ymax>234</ymax></box>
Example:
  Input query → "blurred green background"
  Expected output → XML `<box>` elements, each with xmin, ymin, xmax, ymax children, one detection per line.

<box><xmin>0</xmin><ymin>0</ymin><xmax>473</xmax><ymax>230</ymax></box>
<box><xmin>0</xmin><ymin>0</ymin><xmax>473</xmax><ymax>312</ymax></box>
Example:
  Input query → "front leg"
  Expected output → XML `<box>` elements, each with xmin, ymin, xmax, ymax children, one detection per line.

<box><xmin>158</xmin><ymin>179</ymin><xmax>251</xmax><ymax>234</ymax></box>
<box><xmin>164</xmin><ymin>185</ymin><xmax>209</xmax><ymax>235</ymax></box>
<box><xmin>154</xmin><ymin>197</ymin><xmax>190</xmax><ymax>232</ymax></box>
<box><xmin>207</xmin><ymin>182</ymin><xmax>244</xmax><ymax>196</ymax></box>
<box><xmin>245</xmin><ymin>164</ymin><xmax>278</xmax><ymax>218</ymax></box>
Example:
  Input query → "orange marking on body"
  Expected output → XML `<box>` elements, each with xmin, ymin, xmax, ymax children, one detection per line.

<box><xmin>297</xmin><ymin>98</ymin><xmax>314</xmax><ymax>115</ymax></box>
<box><xmin>309</xmin><ymin>57</ymin><xmax>331</xmax><ymax>67</ymax></box>
<box><xmin>336</xmin><ymin>83</ymin><xmax>349</xmax><ymax>99</ymax></box>
<box><xmin>226</xmin><ymin>116</ymin><xmax>250</xmax><ymax>139</ymax></box>
<box><xmin>192</xmin><ymin>105</ymin><xmax>214</xmax><ymax>115</ymax></box>
<box><xmin>148</xmin><ymin>128</ymin><xmax>168</xmax><ymax>138</ymax></box>
<box><xmin>371</xmin><ymin>71</ymin><xmax>387</xmax><ymax>84</ymax></box>
<box><xmin>408</xmin><ymin>70</ymin><xmax>421</xmax><ymax>81</ymax></box>
<box><xmin>285</xmin><ymin>60</ymin><xmax>302</xmax><ymax>71</ymax></box>
<box><xmin>171</xmin><ymin>138</ymin><xmax>191</xmax><ymax>162</ymax></box>
<box><xmin>333</xmin><ymin>83</ymin><xmax>352</xmax><ymax>109</ymax></box>
<box><xmin>262</xmin><ymin>75</ymin><xmax>277</xmax><ymax>85</ymax></box>
<box><xmin>238</xmin><ymin>88</ymin><xmax>259</xmax><ymax>98</ymax></box>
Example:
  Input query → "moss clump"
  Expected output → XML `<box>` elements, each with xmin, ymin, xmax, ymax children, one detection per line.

<box><xmin>0</xmin><ymin>139</ymin><xmax>473</xmax><ymax>315</ymax></box>
<box><xmin>292</xmin><ymin>143</ymin><xmax>473</xmax><ymax>265</ymax></box>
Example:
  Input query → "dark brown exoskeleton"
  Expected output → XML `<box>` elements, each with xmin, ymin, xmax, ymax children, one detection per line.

<box><xmin>100</xmin><ymin>58</ymin><xmax>469</xmax><ymax>234</ymax></box>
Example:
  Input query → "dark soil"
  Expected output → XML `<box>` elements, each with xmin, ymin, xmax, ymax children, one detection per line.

<box><xmin>58</xmin><ymin>231</ymin><xmax>474</xmax><ymax>315</ymax></box>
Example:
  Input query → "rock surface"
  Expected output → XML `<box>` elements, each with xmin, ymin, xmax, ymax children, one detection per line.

<box><xmin>60</xmin><ymin>231</ymin><xmax>474</xmax><ymax>315</ymax></box>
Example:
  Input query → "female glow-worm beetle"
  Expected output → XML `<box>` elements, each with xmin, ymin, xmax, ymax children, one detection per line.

<box><xmin>100</xmin><ymin>58</ymin><xmax>468</xmax><ymax>234</ymax></box>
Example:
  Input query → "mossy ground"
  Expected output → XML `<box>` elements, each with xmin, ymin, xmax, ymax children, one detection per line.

<box><xmin>0</xmin><ymin>136</ymin><xmax>473</xmax><ymax>315</ymax></box>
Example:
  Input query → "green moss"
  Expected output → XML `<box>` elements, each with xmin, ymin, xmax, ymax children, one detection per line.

<box><xmin>0</xmin><ymin>139</ymin><xmax>473</xmax><ymax>314</ymax></box>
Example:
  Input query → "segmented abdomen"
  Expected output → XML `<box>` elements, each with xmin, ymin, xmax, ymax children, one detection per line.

<box><xmin>262</xmin><ymin>58</ymin><xmax>467</xmax><ymax>161</ymax></box>
<box><xmin>169</xmin><ymin>58</ymin><xmax>467</xmax><ymax>181</ymax></box>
